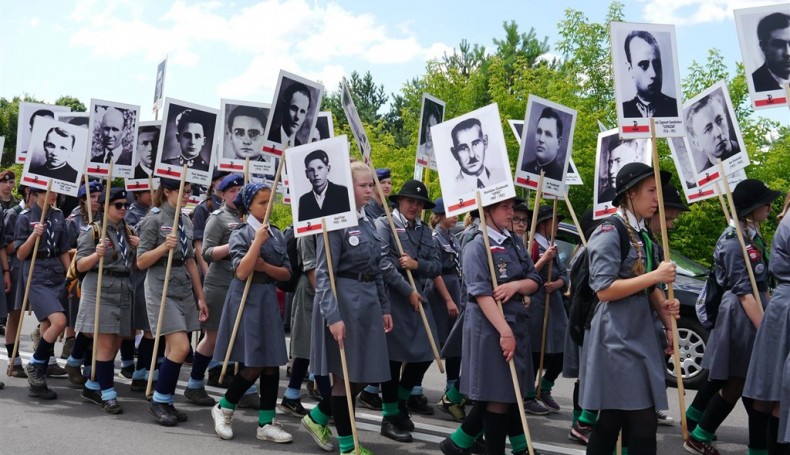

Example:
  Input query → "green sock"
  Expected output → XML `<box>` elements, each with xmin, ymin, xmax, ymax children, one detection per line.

<box><xmin>540</xmin><ymin>377</ymin><xmax>554</xmax><ymax>393</ymax></box>
<box><xmin>219</xmin><ymin>396</ymin><xmax>237</xmax><ymax>410</ymax></box>
<box><xmin>525</xmin><ymin>390</ymin><xmax>536</xmax><ymax>400</ymax></box>
<box><xmin>382</xmin><ymin>401</ymin><xmax>399</xmax><ymax>417</ymax></box>
<box><xmin>338</xmin><ymin>434</ymin><xmax>355</xmax><ymax>453</ymax></box>
<box><xmin>450</xmin><ymin>427</ymin><xmax>477</xmax><ymax>449</ymax></box>
<box><xmin>579</xmin><ymin>409</ymin><xmax>598</xmax><ymax>425</ymax></box>
<box><xmin>509</xmin><ymin>434</ymin><xmax>527</xmax><ymax>453</ymax></box>
<box><xmin>258</xmin><ymin>409</ymin><xmax>276</xmax><ymax>426</ymax></box>
<box><xmin>691</xmin><ymin>425</ymin><xmax>714</xmax><ymax>443</ymax></box>
<box><xmin>447</xmin><ymin>385</ymin><xmax>465</xmax><ymax>405</ymax></box>
<box><xmin>572</xmin><ymin>409</ymin><xmax>582</xmax><ymax>426</ymax></box>
<box><xmin>747</xmin><ymin>449</ymin><xmax>768</xmax><ymax>455</ymax></box>
<box><xmin>398</xmin><ymin>386</ymin><xmax>412</xmax><ymax>402</ymax></box>
<box><xmin>686</xmin><ymin>405</ymin><xmax>704</xmax><ymax>423</ymax></box>
<box><xmin>622</xmin><ymin>447</ymin><xmax>629</xmax><ymax>455</ymax></box>
<box><xmin>309</xmin><ymin>405</ymin><xmax>330</xmax><ymax>426</ymax></box>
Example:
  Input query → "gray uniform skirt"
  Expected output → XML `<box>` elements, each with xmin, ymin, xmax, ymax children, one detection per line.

<box><xmin>387</xmin><ymin>279</ymin><xmax>440</xmax><ymax>363</ymax></box>
<box><xmin>701</xmin><ymin>290</ymin><xmax>767</xmax><ymax>380</ymax></box>
<box><xmin>744</xmin><ymin>284</ymin><xmax>790</xmax><ymax>401</ymax></box>
<box><xmin>75</xmin><ymin>272</ymin><xmax>133</xmax><ymax>336</ymax></box>
<box><xmin>214</xmin><ymin>278</ymin><xmax>288</xmax><ymax>368</ymax></box>
<box><xmin>202</xmin><ymin>261</ymin><xmax>233</xmax><ymax>330</ymax></box>
<box><xmin>145</xmin><ymin>265</ymin><xmax>199</xmax><ymax>336</ymax></box>
<box><xmin>442</xmin><ymin>310</ymin><xmax>464</xmax><ymax>358</ymax></box>
<box><xmin>527</xmin><ymin>286</ymin><xmax>567</xmax><ymax>354</ymax></box>
<box><xmin>561</xmin><ymin>325</ymin><xmax>581</xmax><ymax>378</ymax></box>
<box><xmin>290</xmin><ymin>274</ymin><xmax>314</xmax><ymax>359</ymax></box>
<box><xmin>22</xmin><ymin>258</ymin><xmax>66</xmax><ymax>322</ymax></box>
<box><xmin>131</xmin><ymin>270</ymin><xmax>150</xmax><ymax>331</ymax></box>
<box><xmin>310</xmin><ymin>277</ymin><xmax>390</xmax><ymax>383</ymax></box>
<box><xmin>461</xmin><ymin>299</ymin><xmax>532</xmax><ymax>402</ymax></box>
<box><xmin>426</xmin><ymin>273</ymin><xmax>462</xmax><ymax>345</ymax></box>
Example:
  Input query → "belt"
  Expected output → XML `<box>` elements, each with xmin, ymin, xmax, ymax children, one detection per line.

<box><xmin>441</xmin><ymin>267</ymin><xmax>460</xmax><ymax>276</ymax></box>
<box><xmin>35</xmin><ymin>252</ymin><xmax>57</xmax><ymax>260</ymax></box>
<box><xmin>101</xmin><ymin>270</ymin><xmax>131</xmax><ymax>278</ymax></box>
<box><xmin>155</xmin><ymin>258</ymin><xmax>185</xmax><ymax>267</ymax></box>
<box><xmin>337</xmin><ymin>271</ymin><xmax>376</xmax><ymax>282</ymax></box>
<box><xmin>249</xmin><ymin>274</ymin><xmax>274</xmax><ymax>285</ymax></box>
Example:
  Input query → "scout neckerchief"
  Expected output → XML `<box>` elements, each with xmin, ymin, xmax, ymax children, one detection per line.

<box><xmin>393</xmin><ymin>209</ymin><xmax>423</xmax><ymax>257</ymax></box>
<box><xmin>616</xmin><ymin>208</ymin><xmax>652</xmax><ymax>273</ymax></box>
<box><xmin>115</xmin><ymin>223</ymin><xmax>128</xmax><ymax>266</ymax></box>
<box><xmin>535</xmin><ymin>231</ymin><xmax>557</xmax><ymax>279</ymax></box>
<box><xmin>46</xmin><ymin>217</ymin><xmax>56</xmax><ymax>257</ymax></box>
<box><xmin>177</xmin><ymin>217</ymin><xmax>188</xmax><ymax>257</ymax></box>
<box><xmin>484</xmin><ymin>224</ymin><xmax>511</xmax><ymax>280</ymax></box>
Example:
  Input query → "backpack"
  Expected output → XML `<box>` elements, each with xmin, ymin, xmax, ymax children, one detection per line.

<box><xmin>695</xmin><ymin>268</ymin><xmax>725</xmax><ymax>329</ymax></box>
<box><xmin>65</xmin><ymin>222</ymin><xmax>136</xmax><ymax>298</ymax></box>
<box><xmin>568</xmin><ymin>217</ymin><xmax>632</xmax><ymax>346</ymax></box>
<box><xmin>276</xmin><ymin>225</ymin><xmax>303</xmax><ymax>293</ymax></box>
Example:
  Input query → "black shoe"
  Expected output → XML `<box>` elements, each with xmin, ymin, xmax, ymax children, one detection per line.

<box><xmin>407</xmin><ymin>394</ymin><xmax>434</xmax><ymax>415</ymax></box>
<box><xmin>119</xmin><ymin>365</ymin><xmax>134</xmax><ymax>380</ymax></box>
<box><xmin>439</xmin><ymin>437</ymin><xmax>469</xmax><ymax>455</ymax></box>
<box><xmin>149</xmin><ymin>402</ymin><xmax>178</xmax><ymax>426</ymax></box>
<box><xmin>470</xmin><ymin>436</ymin><xmax>486</xmax><ymax>455</ymax></box>
<box><xmin>357</xmin><ymin>390</ymin><xmax>382</xmax><ymax>410</ymax></box>
<box><xmin>26</xmin><ymin>363</ymin><xmax>47</xmax><ymax>388</ymax></box>
<box><xmin>279</xmin><ymin>396</ymin><xmax>307</xmax><ymax>417</ymax></box>
<box><xmin>130</xmin><ymin>379</ymin><xmax>149</xmax><ymax>392</ymax></box>
<box><xmin>81</xmin><ymin>387</ymin><xmax>103</xmax><ymax>405</ymax></box>
<box><xmin>184</xmin><ymin>386</ymin><xmax>216</xmax><ymax>406</ymax></box>
<box><xmin>167</xmin><ymin>404</ymin><xmax>188</xmax><ymax>422</ymax></box>
<box><xmin>28</xmin><ymin>384</ymin><xmax>57</xmax><ymax>400</ymax></box>
<box><xmin>380</xmin><ymin>416</ymin><xmax>413</xmax><ymax>442</ymax></box>
<box><xmin>102</xmin><ymin>398</ymin><xmax>123</xmax><ymax>414</ymax></box>
<box><xmin>396</xmin><ymin>402</ymin><xmax>415</xmax><ymax>431</ymax></box>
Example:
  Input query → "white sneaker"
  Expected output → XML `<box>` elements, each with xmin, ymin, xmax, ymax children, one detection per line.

<box><xmin>257</xmin><ymin>420</ymin><xmax>294</xmax><ymax>443</ymax></box>
<box><xmin>211</xmin><ymin>404</ymin><xmax>234</xmax><ymax>440</ymax></box>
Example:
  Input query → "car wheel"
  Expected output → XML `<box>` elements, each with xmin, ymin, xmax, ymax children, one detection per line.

<box><xmin>665</xmin><ymin>317</ymin><xmax>709</xmax><ymax>390</ymax></box>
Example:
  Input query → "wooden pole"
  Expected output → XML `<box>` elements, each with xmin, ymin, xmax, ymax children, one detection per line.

<box><xmin>649</xmin><ymin>118</ymin><xmax>688</xmax><ymax>440</ymax></box>
<box><xmin>219</xmin><ymin>155</ymin><xmax>286</xmax><ymax>383</ymax></box>
<box><xmin>535</xmin><ymin>197</ymin><xmax>558</xmax><ymax>394</ymax></box>
<box><xmin>564</xmin><ymin>189</ymin><xmax>587</xmax><ymax>248</ymax></box>
<box><xmin>321</xmin><ymin>219</ymin><xmax>360</xmax><ymax>455</ymax></box>
<box><xmin>90</xmin><ymin>165</ymin><xmax>114</xmax><ymax>381</ymax></box>
<box><xmin>146</xmin><ymin>165</ymin><xmax>189</xmax><ymax>397</ymax></box>
<box><xmin>714</xmin><ymin>186</ymin><xmax>730</xmax><ymax>223</ymax></box>
<box><xmin>9</xmin><ymin>180</ymin><xmax>53</xmax><ymax>371</ymax></box>
<box><xmin>367</xmin><ymin>161</ymin><xmax>444</xmax><ymax>373</ymax></box>
<box><xmin>475</xmin><ymin>191</ymin><xmax>534</xmax><ymax>455</ymax></box>
<box><xmin>244</xmin><ymin>157</ymin><xmax>250</xmax><ymax>186</ymax></box>
<box><xmin>526</xmin><ymin>171</ymin><xmax>545</xmax><ymax>255</ymax></box>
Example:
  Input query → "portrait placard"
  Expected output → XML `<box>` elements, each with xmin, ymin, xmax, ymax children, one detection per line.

<box><xmin>22</xmin><ymin>117</ymin><xmax>88</xmax><ymax>197</ymax></box>
<box><xmin>415</xmin><ymin>93</ymin><xmax>446</xmax><ymax>170</ymax></box>
<box><xmin>262</xmin><ymin>70</ymin><xmax>325</xmax><ymax>158</ymax></box>
<box><xmin>284</xmin><ymin>135</ymin><xmax>356</xmax><ymax>237</ymax></box>
<box><xmin>153</xmin><ymin>98</ymin><xmax>219</xmax><ymax>187</ymax></box>
<box><xmin>341</xmin><ymin>77</ymin><xmax>371</xmax><ymax>162</ymax></box>
<box><xmin>86</xmin><ymin>99</ymin><xmax>140</xmax><ymax>179</ymax></box>
<box><xmin>153</xmin><ymin>58</ymin><xmax>167</xmax><ymax>113</ymax></box>
<box><xmin>734</xmin><ymin>4</ymin><xmax>790</xmax><ymax>110</ymax></box>
<box><xmin>507</xmin><ymin>119</ymin><xmax>582</xmax><ymax>186</ymax></box>
<box><xmin>16</xmin><ymin>102</ymin><xmax>71</xmax><ymax>164</ymax></box>
<box><xmin>593</xmin><ymin>128</ymin><xmax>651</xmax><ymax>219</ymax></box>
<box><xmin>218</xmin><ymin>99</ymin><xmax>271</xmax><ymax>174</ymax></box>
<box><xmin>610</xmin><ymin>21</ymin><xmax>684</xmax><ymax>138</ymax></box>
<box><xmin>0</xmin><ymin>137</ymin><xmax>5</xmax><ymax>159</ymax></box>
<box><xmin>432</xmin><ymin>103</ymin><xmax>516</xmax><ymax>217</ymax></box>
<box><xmin>126</xmin><ymin>121</ymin><xmax>161</xmax><ymax>192</ymax></box>
<box><xmin>515</xmin><ymin>95</ymin><xmax>577</xmax><ymax>195</ymax></box>
<box><xmin>681</xmin><ymin>81</ymin><xmax>749</xmax><ymax>187</ymax></box>
<box><xmin>56</xmin><ymin>112</ymin><xmax>89</xmax><ymax>128</ymax></box>
<box><xmin>312</xmin><ymin>112</ymin><xmax>335</xmax><ymax>142</ymax></box>
<box><xmin>669</xmin><ymin>137</ymin><xmax>747</xmax><ymax>204</ymax></box>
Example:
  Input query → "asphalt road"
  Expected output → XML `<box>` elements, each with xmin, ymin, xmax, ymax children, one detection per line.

<box><xmin>0</xmin><ymin>319</ymin><xmax>749</xmax><ymax>455</ymax></box>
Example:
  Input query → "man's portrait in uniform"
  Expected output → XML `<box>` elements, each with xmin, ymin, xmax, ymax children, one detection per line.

<box><xmin>265</xmin><ymin>73</ymin><xmax>323</xmax><ymax>151</ymax></box>
<box><xmin>222</xmin><ymin>103</ymin><xmax>269</xmax><ymax>160</ymax></box>
<box><xmin>296</xmin><ymin>149</ymin><xmax>351</xmax><ymax>221</ymax></box>
<box><xmin>160</xmin><ymin>102</ymin><xmax>218</xmax><ymax>174</ymax></box>
<box><xmin>684</xmin><ymin>86</ymin><xmax>742</xmax><ymax>173</ymax></box>
<box><xmin>620</xmin><ymin>30</ymin><xmax>679</xmax><ymax>118</ymax></box>
<box><xmin>89</xmin><ymin>105</ymin><xmax>138</xmax><ymax>166</ymax></box>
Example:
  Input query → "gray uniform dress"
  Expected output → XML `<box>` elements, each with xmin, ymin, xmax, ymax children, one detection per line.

<box><xmin>201</xmin><ymin>204</ymin><xmax>241</xmax><ymax>330</ymax></box>
<box><xmin>425</xmin><ymin>225</ymin><xmax>462</xmax><ymax>345</ymax></box>
<box><xmin>364</xmin><ymin>199</ymin><xmax>385</xmax><ymax>221</ymax></box>
<box><xmin>213</xmin><ymin>223</ymin><xmax>289</xmax><ymax>368</ymax></box>
<box><xmin>137</xmin><ymin>203</ymin><xmax>199</xmax><ymax>336</ymax></box>
<box><xmin>461</xmin><ymin>226</ymin><xmax>541</xmax><ymax>402</ymax></box>
<box><xmin>527</xmin><ymin>233</ymin><xmax>569</xmax><ymax>354</ymax></box>
<box><xmin>580</xmin><ymin>217</ymin><xmax>668</xmax><ymax>411</ymax></box>
<box><xmin>65</xmin><ymin>207</ymin><xmax>92</xmax><ymax>326</ymax></box>
<box><xmin>6</xmin><ymin>205</ymin><xmax>23</xmax><ymax>311</ymax></box>
<box><xmin>701</xmin><ymin>226</ymin><xmax>769</xmax><ymax>380</ymax></box>
<box><xmin>125</xmin><ymin>201</ymin><xmax>150</xmax><ymax>331</ymax></box>
<box><xmin>562</xmin><ymin>247</ymin><xmax>586</xmax><ymax>379</ymax></box>
<box><xmin>290</xmin><ymin>235</ymin><xmax>316</xmax><ymax>360</ymax></box>
<box><xmin>15</xmin><ymin>203</ymin><xmax>69</xmax><ymax>322</ymax></box>
<box><xmin>376</xmin><ymin>210</ymin><xmax>441</xmax><ymax>363</ymax></box>
<box><xmin>746</xmin><ymin>215</ymin><xmax>789</xmax><ymax>408</ymax></box>
<box><xmin>310</xmin><ymin>215</ymin><xmax>391</xmax><ymax>383</ymax></box>
<box><xmin>74</xmin><ymin>220</ymin><xmax>135</xmax><ymax>335</ymax></box>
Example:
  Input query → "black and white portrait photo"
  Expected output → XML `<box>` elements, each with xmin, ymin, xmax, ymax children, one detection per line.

<box><xmin>735</xmin><ymin>5</ymin><xmax>790</xmax><ymax>109</ymax></box>
<box><xmin>284</xmin><ymin>135</ymin><xmax>356</xmax><ymax>237</ymax></box>
<box><xmin>22</xmin><ymin>116</ymin><xmax>88</xmax><ymax>197</ymax></box>
<box><xmin>508</xmin><ymin>118</ymin><xmax>582</xmax><ymax>187</ymax></box>
<box><xmin>87</xmin><ymin>99</ymin><xmax>140</xmax><ymax>179</ymax></box>
<box><xmin>15</xmin><ymin>102</ymin><xmax>71</xmax><ymax>164</ymax></box>
<box><xmin>218</xmin><ymin>99</ymin><xmax>270</xmax><ymax>173</ymax></box>
<box><xmin>125</xmin><ymin>121</ymin><xmax>160</xmax><ymax>191</ymax></box>
<box><xmin>682</xmin><ymin>81</ymin><xmax>749</xmax><ymax>186</ymax></box>
<box><xmin>310</xmin><ymin>112</ymin><xmax>334</xmax><ymax>143</ymax></box>
<box><xmin>515</xmin><ymin>95</ymin><xmax>577</xmax><ymax>195</ymax></box>
<box><xmin>154</xmin><ymin>98</ymin><xmax>219</xmax><ymax>187</ymax></box>
<box><xmin>432</xmin><ymin>103</ymin><xmax>516</xmax><ymax>217</ymax></box>
<box><xmin>593</xmin><ymin>128</ymin><xmax>651</xmax><ymax>219</ymax></box>
<box><xmin>263</xmin><ymin>70</ymin><xmax>324</xmax><ymax>157</ymax></box>
<box><xmin>56</xmin><ymin>112</ymin><xmax>89</xmax><ymax>128</ymax></box>
<box><xmin>341</xmin><ymin>77</ymin><xmax>371</xmax><ymax>160</ymax></box>
<box><xmin>153</xmin><ymin>58</ymin><xmax>167</xmax><ymax>113</ymax></box>
<box><xmin>415</xmin><ymin>93</ymin><xmax>445</xmax><ymax>170</ymax></box>
<box><xmin>610</xmin><ymin>22</ymin><xmax>684</xmax><ymax>138</ymax></box>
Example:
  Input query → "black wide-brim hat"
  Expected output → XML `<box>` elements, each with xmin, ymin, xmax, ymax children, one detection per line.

<box><xmin>580</xmin><ymin>207</ymin><xmax>602</xmax><ymax>240</ymax></box>
<box><xmin>612</xmin><ymin>164</ymin><xmax>670</xmax><ymax>206</ymax></box>
<box><xmin>389</xmin><ymin>180</ymin><xmax>434</xmax><ymax>209</ymax></box>
<box><xmin>732</xmin><ymin>179</ymin><xmax>781</xmax><ymax>218</ymax></box>
<box><xmin>663</xmin><ymin>182</ymin><xmax>689</xmax><ymax>212</ymax></box>
<box><xmin>100</xmin><ymin>187</ymin><xmax>127</xmax><ymax>204</ymax></box>
<box><xmin>535</xmin><ymin>204</ymin><xmax>565</xmax><ymax>225</ymax></box>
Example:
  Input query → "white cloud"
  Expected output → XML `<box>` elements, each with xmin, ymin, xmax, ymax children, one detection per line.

<box><xmin>640</xmin><ymin>0</ymin><xmax>789</xmax><ymax>26</ymax></box>
<box><xmin>29</xmin><ymin>17</ymin><xmax>40</xmax><ymax>28</ymax></box>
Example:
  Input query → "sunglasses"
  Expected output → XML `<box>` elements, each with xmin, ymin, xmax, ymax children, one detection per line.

<box><xmin>112</xmin><ymin>202</ymin><xmax>130</xmax><ymax>210</ymax></box>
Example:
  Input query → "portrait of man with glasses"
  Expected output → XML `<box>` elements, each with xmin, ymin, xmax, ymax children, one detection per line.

<box><xmin>223</xmin><ymin>104</ymin><xmax>268</xmax><ymax>160</ymax></box>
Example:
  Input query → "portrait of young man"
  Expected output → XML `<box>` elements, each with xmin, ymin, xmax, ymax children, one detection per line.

<box><xmin>297</xmin><ymin>149</ymin><xmax>350</xmax><ymax>221</ymax></box>
<box><xmin>621</xmin><ymin>30</ymin><xmax>679</xmax><ymax>118</ymax></box>
<box><xmin>162</xmin><ymin>108</ymin><xmax>211</xmax><ymax>172</ymax></box>
<box><xmin>30</xmin><ymin>126</ymin><xmax>80</xmax><ymax>182</ymax></box>
<box><xmin>269</xmin><ymin>81</ymin><xmax>313</xmax><ymax>148</ymax></box>
<box><xmin>134</xmin><ymin>124</ymin><xmax>159</xmax><ymax>178</ymax></box>
<box><xmin>752</xmin><ymin>12</ymin><xmax>790</xmax><ymax>92</ymax></box>
<box><xmin>684</xmin><ymin>89</ymin><xmax>741</xmax><ymax>173</ymax></box>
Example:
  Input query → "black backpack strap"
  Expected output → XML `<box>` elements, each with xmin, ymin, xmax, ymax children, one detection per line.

<box><xmin>600</xmin><ymin>216</ymin><xmax>632</xmax><ymax>263</ymax></box>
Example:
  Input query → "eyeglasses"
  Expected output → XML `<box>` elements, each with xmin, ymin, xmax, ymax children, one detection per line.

<box><xmin>512</xmin><ymin>217</ymin><xmax>528</xmax><ymax>224</ymax></box>
<box><xmin>233</xmin><ymin>128</ymin><xmax>262</xmax><ymax>140</ymax></box>
<box><xmin>113</xmin><ymin>202</ymin><xmax>130</xmax><ymax>210</ymax></box>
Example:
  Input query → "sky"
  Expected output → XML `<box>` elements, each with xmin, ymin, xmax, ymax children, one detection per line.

<box><xmin>1</xmin><ymin>0</ymin><xmax>789</xmax><ymax>124</ymax></box>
